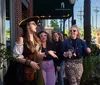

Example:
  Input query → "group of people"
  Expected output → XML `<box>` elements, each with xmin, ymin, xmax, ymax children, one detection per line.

<box><xmin>4</xmin><ymin>17</ymin><xmax>91</xmax><ymax>85</ymax></box>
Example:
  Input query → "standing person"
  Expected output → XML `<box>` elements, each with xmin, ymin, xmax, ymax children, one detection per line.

<box><xmin>63</xmin><ymin>25</ymin><xmax>91</xmax><ymax>85</ymax></box>
<box><xmin>4</xmin><ymin>17</ymin><xmax>45</xmax><ymax>85</ymax></box>
<box><xmin>38</xmin><ymin>31</ymin><xmax>58</xmax><ymax>85</ymax></box>
<box><xmin>52</xmin><ymin>32</ymin><xmax>64</xmax><ymax>85</ymax></box>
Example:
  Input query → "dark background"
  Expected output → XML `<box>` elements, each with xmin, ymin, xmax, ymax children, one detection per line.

<box><xmin>33</xmin><ymin>0</ymin><xmax>73</xmax><ymax>17</ymax></box>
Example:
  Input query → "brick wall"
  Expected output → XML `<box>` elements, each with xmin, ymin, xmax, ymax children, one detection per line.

<box><xmin>14</xmin><ymin>0</ymin><xmax>22</xmax><ymax>37</ymax></box>
<box><xmin>28</xmin><ymin>0</ymin><xmax>33</xmax><ymax>17</ymax></box>
<box><xmin>14</xmin><ymin>0</ymin><xmax>33</xmax><ymax>37</ymax></box>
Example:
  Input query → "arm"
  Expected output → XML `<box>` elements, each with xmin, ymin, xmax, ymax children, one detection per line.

<box><xmin>13</xmin><ymin>37</ymin><xmax>25</xmax><ymax>64</ymax></box>
<box><xmin>56</xmin><ymin>42</ymin><xmax>64</xmax><ymax>66</ymax></box>
<box><xmin>13</xmin><ymin>37</ymin><xmax>40</xmax><ymax>70</ymax></box>
<box><xmin>47</xmin><ymin>42</ymin><xmax>58</xmax><ymax>58</ymax></box>
<box><xmin>81</xmin><ymin>40</ymin><xmax>91</xmax><ymax>55</ymax></box>
<box><xmin>62</xmin><ymin>40</ymin><xmax>71</xmax><ymax>57</ymax></box>
<box><xmin>48</xmin><ymin>50</ymin><xmax>58</xmax><ymax>58</ymax></box>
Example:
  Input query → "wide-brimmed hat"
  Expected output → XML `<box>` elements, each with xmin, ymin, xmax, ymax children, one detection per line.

<box><xmin>19</xmin><ymin>16</ymin><xmax>40</xmax><ymax>28</ymax></box>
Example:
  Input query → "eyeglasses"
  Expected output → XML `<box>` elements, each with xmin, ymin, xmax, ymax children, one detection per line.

<box><xmin>70</xmin><ymin>30</ymin><xmax>77</xmax><ymax>32</ymax></box>
<box><xmin>40</xmin><ymin>34</ymin><xmax>47</xmax><ymax>37</ymax></box>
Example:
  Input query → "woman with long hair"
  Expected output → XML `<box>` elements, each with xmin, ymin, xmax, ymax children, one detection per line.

<box><xmin>63</xmin><ymin>25</ymin><xmax>91</xmax><ymax>85</ymax></box>
<box><xmin>4</xmin><ymin>17</ymin><xmax>45</xmax><ymax>85</ymax></box>
<box><xmin>52</xmin><ymin>32</ymin><xmax>64</xmax><ymax>85</ymax></box>
<box><xmin>38</xmin><ymin>31</ymin><xmax>58</xmax><ymax>85</ymax></box>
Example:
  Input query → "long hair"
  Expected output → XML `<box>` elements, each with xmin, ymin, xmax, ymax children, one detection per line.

<box><xmin>52</xmin><ymin>32</ymin><xmax>61</xmax><ymax>42</ymax></box>
<box><xmin>22</xmin><ymin>24</ymin><xmax>41</xmax><ymax>63</ymax></box>
<box><xmin>58</xmin><ymin>32</ymin><xmax>64</xmax><ymax>41</ymax></box>
<box><xmin>38</xmin><ymin>31</ymin><xmax>52</xmax><ymax>43</ymax></box>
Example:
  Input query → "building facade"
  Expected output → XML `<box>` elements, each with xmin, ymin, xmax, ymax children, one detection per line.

<box><xmin>9</xmin><ymin>0</ymin><xmax>33</xmax><ymax>50</ymax></box>
<box><xmin>0</xmin><ymin>0</ymin><xmax>33</xmax><ymax>82</ymax></box>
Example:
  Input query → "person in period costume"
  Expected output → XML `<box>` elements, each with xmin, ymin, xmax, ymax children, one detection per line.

<box><xmin>4</xmin><ymin>17</ymin><xmax>45</xmax><ymax>85</ymax></box>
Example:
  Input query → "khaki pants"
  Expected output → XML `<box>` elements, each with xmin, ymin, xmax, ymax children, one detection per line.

<box><xmin>65</xmin><ymin>59</ymin><xmax>83</xmax><ymax>85</ymax></box>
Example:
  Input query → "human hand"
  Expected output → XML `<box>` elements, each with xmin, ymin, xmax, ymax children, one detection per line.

<box><xmin>39</xmin><ymin>52</ymin><xmax>46</xmax><ymax>59</ymax></box>
<box><xmin>87</xmin><ymin>47</ymin><xmax>91</xmax><ymax>53</ymax></box>
<box><xmin>48</xmin><ymin>50</ymin><xmax>58</xmax><ymax>58</ymax></box>
<box><xmin>67</xmin><ymin>50</ymin><xmax>73</xmax><ymax>58</ymax></box>
<box><xmin>56</xmin><ymin>66</ymin><xmax>60</xmax><ymax>71</ymax></box>
<box><xmin>63</xmin><ymin>51</ymin><xmax>69</xmax><ymax>57</ymax></box>
<box><xmin>30</xmin><ymin>61</ymin><xmax>40</xmax><ymax>70</ymax></box>
<box><xmin>63</xmin><ymin>50</ymin><xmax>73</xmax><ymax>58</ymax></box>
<box><xmin>73</xmin><ymin>52</ymin><xmax>77</xmax><ymax>57</ymax></box>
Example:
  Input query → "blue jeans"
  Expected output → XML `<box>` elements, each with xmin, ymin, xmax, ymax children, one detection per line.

<box><xmin>57</xmin><ymin>61</ymin><xmax>64</xmax><ymax>85</ymax></box>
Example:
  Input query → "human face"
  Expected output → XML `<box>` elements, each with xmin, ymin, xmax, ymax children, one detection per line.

<box><xmin>64</xmin><ymin>36</ymin><xmax>68</xmax><ymax>40</ymax></box>
<box><xmin>39</xmin><ymin>33</ymin><xmax>47</xmax><ymax>42</ymax></box>
<box><xmin>70</xmin><ymin>27</ymin><xmax>78</xmax><ymax>39</ymax></box>
<box><xmin>27</xmin><ymin>21</ymin><xmax>37</xmax><ymax>32</ymax></box>
<box><xmin>53</xmin><ymin>33</ymin><xmax>59</xmax><ymax>41</ymax></box>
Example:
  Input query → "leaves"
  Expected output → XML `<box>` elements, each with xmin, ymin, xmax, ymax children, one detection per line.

<box><xmin>50</xmin><ymin>19</ymin><xmax>60</xmax><ymax>32</ymax></box>
<box><xmin>0</xmin><ymin>43</ymin><xmax>16</xmax><ymax>69</ymax></box>
<box><xmin>81</xmin><ymin>44</ymin><xmax>100</xmax><ymax>85</ymax></box>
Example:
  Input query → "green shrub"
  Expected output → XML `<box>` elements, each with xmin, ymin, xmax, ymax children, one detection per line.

<box><xmin>81</xmin><ymin>44</ymin><xmax>100</xmax><ymax>85</ymax></box>
<box><xmin>0</xmin><ymin>43</ymin><xmax>15</xmax><ymax>69</ymax></box>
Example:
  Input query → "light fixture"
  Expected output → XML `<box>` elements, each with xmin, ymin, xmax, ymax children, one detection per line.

<box><xmin>41</xmin><ymin>16</ymin><xmax>45</xmax><ymax>18</ymax></box>
<box><xmin>69</xmin><ymin>0</ymin><xmax>76</xmax><ymax>4</ymax></box>
<box><xmin>48</xmin><ymin>15</ymin><xmax>51</xmax><ymax>17</ymax></box>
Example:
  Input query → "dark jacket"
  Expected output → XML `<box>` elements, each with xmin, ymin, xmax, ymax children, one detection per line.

<box><xmin>42</xmin><ymin>41</ymin><xmax>56</xmax><ymax>60</ymax></box>
<box><xmin>53</xmin><ymin>40</ymin><xmax>64</xmax><ymax>66</ymax></box>
<box><xmin>63</xmin><ymin>37</ymin><xmax>89</xmax><ymax>59</ymax></box>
